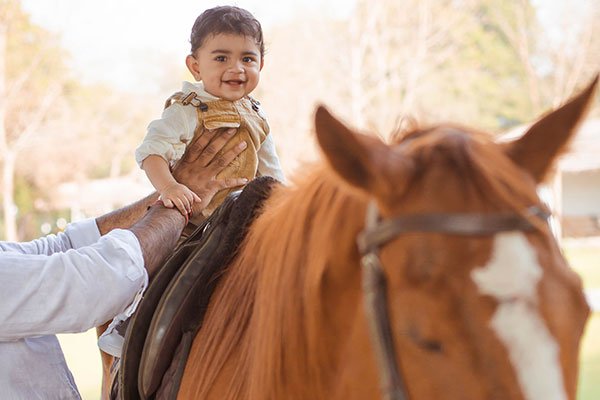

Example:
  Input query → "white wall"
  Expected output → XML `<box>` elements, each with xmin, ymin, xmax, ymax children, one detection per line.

<box><xmin>562</xmin><ymin>170</ymin><xmax>600</xmax><ymax>216</ymax></box>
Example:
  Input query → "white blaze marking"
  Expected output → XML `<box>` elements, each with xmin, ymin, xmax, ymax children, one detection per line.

<box><xmin>470</xmin><ymin>232</ymin><xmax>567</xmax><ymax>400</ymax></box>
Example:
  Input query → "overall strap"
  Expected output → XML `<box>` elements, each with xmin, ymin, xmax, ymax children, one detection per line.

<box><xmin>166</xmin><ymin>91</ymin><xmax>261</xmax><ymax>116</ymax></box>
<box><xmin>246</xmin><ymin>95</ymin><xmax>261</xmax><ymax>112</ymax></box>
<box><xmin>164</xmin><ymin>92</ymin><xmax>208</xmax><ymax>111</ymax></box>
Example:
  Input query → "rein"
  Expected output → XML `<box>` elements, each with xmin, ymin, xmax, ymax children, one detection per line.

<box><xmin>356</xmin><ymin>201</ymin><xmax>550</xmax><ymax>400</ymax></box>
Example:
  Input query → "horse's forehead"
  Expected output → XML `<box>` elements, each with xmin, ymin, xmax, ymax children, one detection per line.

<box><xmin>471</xmin><ymin>232</ymin><xmax>567</xmax><ymax>400</ymax></box>
<box><xmin>394</xmin><ymin>125</ymin><xmax>488</xmax><ymax>150</ymax></box>
<box><xmin>390</xmin><ymin>125</ymin><xmax>497</xmax><ymax>182</ymax></box>
<box><xmin>384</xmin><ymin>125</ymin><xmax>523</xmax><ymax>214</ymax></box>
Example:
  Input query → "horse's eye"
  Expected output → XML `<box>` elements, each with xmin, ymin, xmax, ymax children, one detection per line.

<box><xmin>408</xmin><ymin>326</ymin><xmax>443</xmax><ymax>353</ymax></box>
<box><xmin>418</xmin><ymin>338</ymin><xmax>443</xmax><ymax>352</ymax></box>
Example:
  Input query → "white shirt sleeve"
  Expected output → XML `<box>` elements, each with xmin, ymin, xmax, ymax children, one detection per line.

<box><xmin>134</xmin><ymin>103</ymin><xmax>198</xmax><ymax>167</ymax></box>
<box><xmin>0</xmin><ymin>226</ymin><xmax>147</xmax><ymax>341</ymax></box>
<box><xmin>257</xmin><ymin>134</ymin><xmax>286</xmax><ymax>183</ymax></box>
<box><xmin>0</xmin><ymin>218</ymin><xmax>100</xmax><ymax>255</ymax></box>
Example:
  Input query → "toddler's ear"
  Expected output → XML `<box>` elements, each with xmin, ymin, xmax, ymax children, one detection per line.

<box><xmin>185</xmin><ymin>55</ymin><xmax>202</xmax><ymax>81</ymax></box>
<box><xmin>260</xmin><ymin>58</ymin><xmax>264</xmax><ymax>71</ymax></box>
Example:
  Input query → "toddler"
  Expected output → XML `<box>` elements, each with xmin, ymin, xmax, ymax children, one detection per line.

<box><xmin>135</xmin><ymin>5</ymin><xmax>285</xmax><ymax>221</ymax></box>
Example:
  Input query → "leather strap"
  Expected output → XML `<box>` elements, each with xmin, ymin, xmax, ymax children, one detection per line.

<box><xmin>358</xmin><ymin>205</ymin><xmax>548</xmax><ymax>254</ymax></box>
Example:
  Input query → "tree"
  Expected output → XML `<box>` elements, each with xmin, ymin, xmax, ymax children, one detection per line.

<box><xmin>344</xmin><ymin>0</ymin><xmax>535</xmax><ymax>136</ymax></box>
<box><xmin>254</xmin><ymin>1</ymin><xmax>536</xmax><ymax>173</ymax></box>
<box><xmin>0</xmin><ymin>0</ymin><xmax>157</xmax><ymax>240</ymax></box>
<box><xmin>258</xmin><ymin>14</ymin><xmax>350</xmax><ymax>173</ymax></box>
<box><xmin>0</xmin><ymin>0</ymin><xmax>72</xmax><ymax>240</ymax></box>
<box><xmin>483</xmin><ymin>0</ymin><xmax>599</xmax><ymax>115</ymax></box>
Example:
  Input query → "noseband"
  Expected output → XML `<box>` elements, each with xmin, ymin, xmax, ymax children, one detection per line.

<box><xmin>356</xmin><ymin>201</ymin><xmax>550</xmax><ymax>400</ymax></box>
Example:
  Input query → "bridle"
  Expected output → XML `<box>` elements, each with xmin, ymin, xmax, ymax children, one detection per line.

<box><xmin>356</xmin><ymin>201</ymin><xmax>550</xmax><ymax>400</ymax></box>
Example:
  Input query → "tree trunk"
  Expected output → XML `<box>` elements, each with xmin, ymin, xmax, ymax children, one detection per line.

<box><xmin>0</xmin><ymin>22</ymin><xmax>17</xmax><ymax>240</ymax></box>
<box><xmin>2</xmin><ymin>149</ymin><xmax>16</xmax><ymax>240</ymax></box>
<box><xmin>0</xmin><ymin>20</ymin><xmax>18</xmax><ymax>241</ymax></box>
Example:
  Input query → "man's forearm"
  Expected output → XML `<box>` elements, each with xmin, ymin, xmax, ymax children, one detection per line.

<box><xmin>128</xmin><ymin>204</ymin><xmax>186</xmax><ymax>278</ymax></box>
<box><xmin>96</xmin><ymin>194</ymin><xmax>184</xmax><ymax>278</ymax></box>
<box><xmin>95</xmin><ymin>192</ymin><xmax>159</xmax><ymax>235</ymax></box>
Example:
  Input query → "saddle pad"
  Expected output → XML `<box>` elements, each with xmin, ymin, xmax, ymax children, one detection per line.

<box><xmin>119</xmin><ymin>176</ymin><xmax>278</xmax><ymax>400</ymax></box>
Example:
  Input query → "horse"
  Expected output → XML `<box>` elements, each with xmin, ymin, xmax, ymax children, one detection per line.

<box><xmin>106</xmin><ymin>77</ymin><xmax>596</xmax><ymax>400</ymax></box>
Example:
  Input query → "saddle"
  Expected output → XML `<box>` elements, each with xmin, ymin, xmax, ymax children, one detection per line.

<box><xmin>114</xmin><ymin>176</ymin><xmax>278</xmax><ymax>400</ymax></box>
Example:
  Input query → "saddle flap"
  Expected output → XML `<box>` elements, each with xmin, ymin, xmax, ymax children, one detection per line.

<box><xmin>139</xmin><ymin>220</ymin><xmax>230</xmax><ymax>396</ymax></box>
<box><xmin>118</xmin><ymin>220</ymin><xmax>210</xmax><ymax>400</ymax></box>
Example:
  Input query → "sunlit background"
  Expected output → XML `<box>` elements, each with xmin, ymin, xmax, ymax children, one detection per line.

<box><xmin>2</xmin><ymin>0</ymin><xmax>599</xmax><ymax>398</ymax></box>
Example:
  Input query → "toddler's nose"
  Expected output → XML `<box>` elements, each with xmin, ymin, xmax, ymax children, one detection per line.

<box><xmin>229</xmin><ymin>60</ymin><xmax>244</xmax><ymax>73</ymax></box>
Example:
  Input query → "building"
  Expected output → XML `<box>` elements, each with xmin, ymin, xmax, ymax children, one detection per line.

<box><xmin>503</xmin><ymin>117</ymin><xmax>600</xmax><ymax>238</ymax></box>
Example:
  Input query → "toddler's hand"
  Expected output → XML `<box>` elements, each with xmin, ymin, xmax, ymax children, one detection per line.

<box><xmin>159</xmin><ymin>182</ymin><xmax>201</xmax><ymax>217</ymax></box>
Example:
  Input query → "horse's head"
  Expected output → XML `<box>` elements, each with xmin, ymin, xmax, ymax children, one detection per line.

<box><xmin>314</xmin><ymin>77</ymin><xmax>597</xmax><ymax>400</ymax></box>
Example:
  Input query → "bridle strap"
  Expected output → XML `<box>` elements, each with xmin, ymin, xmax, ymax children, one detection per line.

<box><xmin>358</xmin><ymin>201</ymin><xmax>549</xmax><ymax>400</ymax></box>
<box><xmin>362</xmin><ymin>251</ymin><xmax>408</xmax><ymax>400</ymax></box>
<box><xmin>357</xmin><ymin>205</ymin><xmax>548</xmax><ymax>254</ymax></box>
<box><xmin>362</xmin><ymin>200</ymin><xmax>409</xmax><ymax>400</ymax></box>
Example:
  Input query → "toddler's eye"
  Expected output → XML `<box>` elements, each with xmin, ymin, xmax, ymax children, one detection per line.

<box><xmin>214</xmin><ymin>55</ymin><xmax>226</xmax><ymax>62</ymax></box>
<box><xmin>242</xmin><ymin>56</ymin><xmax>256</xmax><ymax>63</ymax></box>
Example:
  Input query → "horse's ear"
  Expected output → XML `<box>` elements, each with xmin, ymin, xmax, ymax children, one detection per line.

<box><xmin>314</xmin><ymin>105</ymin><xmax>390</xmax><ymax>191</ymax></box>
<box><xmin>505</xmin><ymin>75</ymin><xmax>598</xmax><ymax>183</ymax></box>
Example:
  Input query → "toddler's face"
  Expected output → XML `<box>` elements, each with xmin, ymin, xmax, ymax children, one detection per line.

<box><xmin>187</xmin><ymin>33</ymin><xmax>263</xmax><ymax>101</ymax></box>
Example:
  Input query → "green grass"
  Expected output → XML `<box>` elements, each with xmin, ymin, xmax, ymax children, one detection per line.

<box><xmin>578</xmin><ymin>314</ymin><xmax>600</xmax><ymax>400</ymax></box>
<box><xmin>58</xmin><ymin>330</ymin><xmax>102</xmax><ymax>400</ymax></box>
<box><xmin>564</xmin><ymin>243</ymin><xmax>600</xmax><ymax>400</ymax></box>
<box><xmin>564</xmin><ymin>244</ymin><xmax>600</xmax><ymax>288</ymax></box>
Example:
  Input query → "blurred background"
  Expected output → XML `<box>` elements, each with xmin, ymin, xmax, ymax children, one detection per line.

<box><xmin>1</xmin><ymin>0</ymin><xmax>598</xmax><ymax>398</ymax></box>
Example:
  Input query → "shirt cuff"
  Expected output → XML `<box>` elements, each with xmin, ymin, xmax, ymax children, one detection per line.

<box><xmin>65</xmin><ymin>218</ymin><xmax>101</xmax><ymax>249</ymax></box>
<box><xmin>105</xmin><ymin>229</ymin><xmax>145</xmax><ymax>278</ymax></box>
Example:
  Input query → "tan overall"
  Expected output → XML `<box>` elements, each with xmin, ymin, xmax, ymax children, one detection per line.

<box><xmin>165</xmin><ymin>92</ymin><xmax>269</xmax><ymax>218</ymax></box>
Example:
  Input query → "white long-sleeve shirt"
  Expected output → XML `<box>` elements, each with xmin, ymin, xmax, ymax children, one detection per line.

<box><xmin>0</xmin><ymin>219</ymin><xmax>147</xmax><ymax>399</ymax></box>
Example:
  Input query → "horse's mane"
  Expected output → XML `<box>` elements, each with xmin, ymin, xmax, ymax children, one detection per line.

<box><xmin>181</xmin><ymin>124</ymin><xmax>544</xmax><ymax>399</ymax></box>
<box><xmin>182</xmin><ymin>164</ymin><xmax>365</xmax><ymax>399</ymax></box>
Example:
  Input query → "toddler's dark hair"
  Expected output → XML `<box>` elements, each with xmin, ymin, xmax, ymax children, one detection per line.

<box><xmin>190</xmin><ymin>6</ymin><xmax>264</xmax><ymax>57</ymax></box>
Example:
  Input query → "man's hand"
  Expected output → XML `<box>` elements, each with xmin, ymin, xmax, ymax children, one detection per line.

<box><xmin>128</xmin><ymin>127</ymin><xmax>246</xmax><ymax>276</ymax></box>
<box><xmin>96</xmin><ymin>128</ymin><xmax>245</xmax><ymax>236</ymax></box>
<box><xmin>173</xmin><ymin>128</ymin><xmax>248</xmax><ymax>216</ymax></box>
